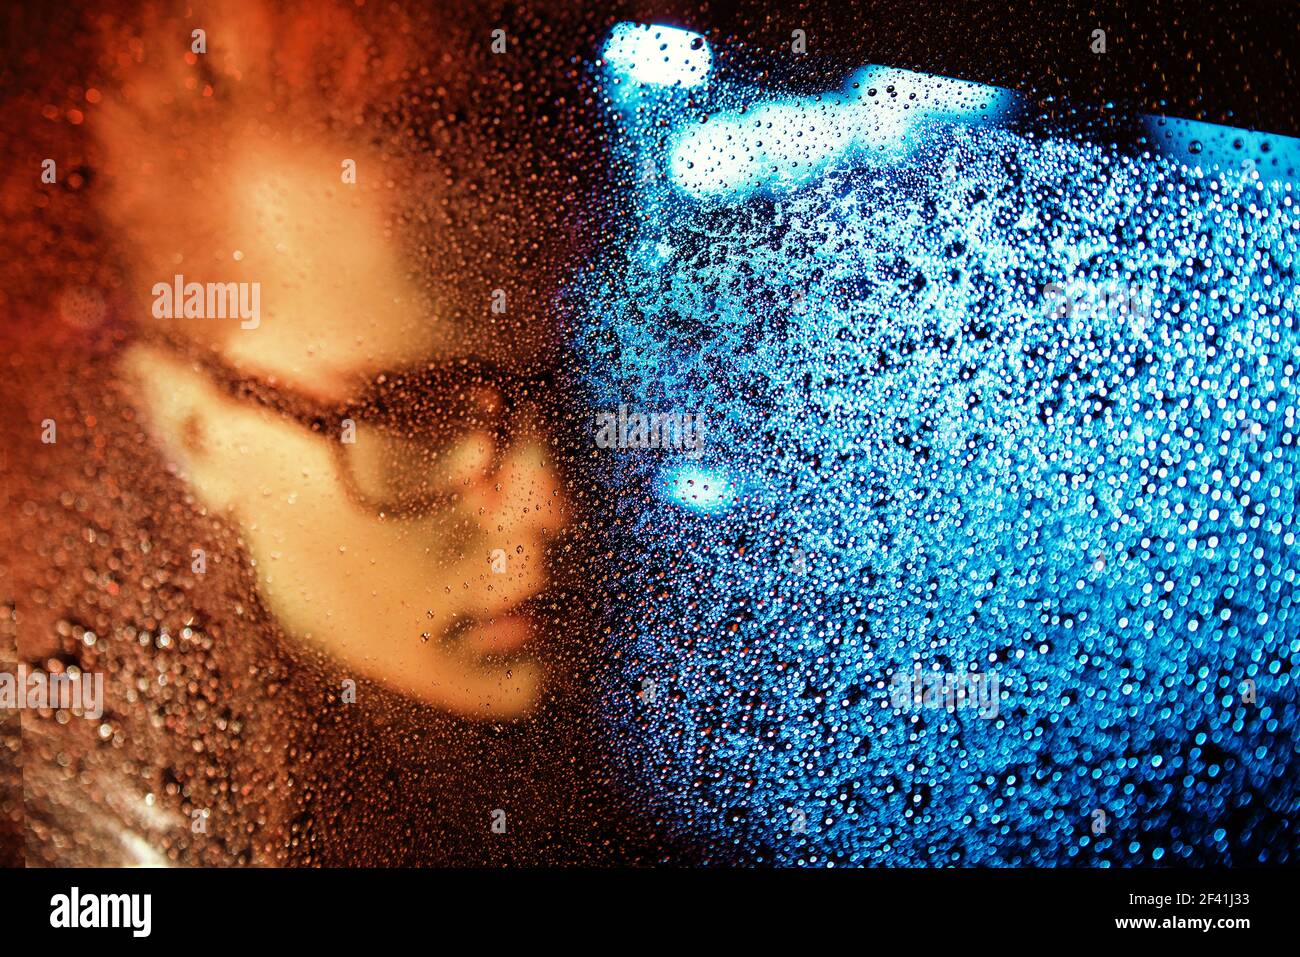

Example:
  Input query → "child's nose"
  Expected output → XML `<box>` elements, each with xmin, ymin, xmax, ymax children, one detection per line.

<box><xmin>460</xmin><ymin>431</ymin><xmax>568</xmax><ymax>539</ymax></box>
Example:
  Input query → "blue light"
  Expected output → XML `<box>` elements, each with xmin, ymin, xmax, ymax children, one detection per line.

<box><xmin>1142</xmin><ymin>114</ymin><xmax>1300</xmax><ymax>183</ymax></box>
<box><xmin>658</xmin><ymin>463</ymin><xmax>738</xmax><ymax>513</ymax></box>
<box><xmin>603</xmin><ymin>22</ymin><xmax>711</xmax><ymax>92</ymax></box>
<box><xmin>668</xmin><ymin>65</ymin><xmax>1020</xmax><ymax>201</ymax></box>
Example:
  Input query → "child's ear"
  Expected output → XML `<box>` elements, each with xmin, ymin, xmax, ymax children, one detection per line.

<box><xmin>121</xmin><ymin>343</ymin><xmax>243</xmax><ymax>512</ymax></box>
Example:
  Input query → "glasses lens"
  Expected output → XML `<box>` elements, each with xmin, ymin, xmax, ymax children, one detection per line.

<box><xmin>341</xmin><ymin>364</ymin><xmax>511</xmax><ymax>513</ymax></box>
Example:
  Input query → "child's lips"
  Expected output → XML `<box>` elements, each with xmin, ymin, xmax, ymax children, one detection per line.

<box><xmin>461</xmin><ymin>614</ymin><xmax>533</xmax><ymax>655</ymax></box>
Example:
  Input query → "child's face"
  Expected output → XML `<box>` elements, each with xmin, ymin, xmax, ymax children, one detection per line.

<box><xmin>103</xmin><ymin>5</ymin><xmax>567</xmax><ymax>719</ymax></box>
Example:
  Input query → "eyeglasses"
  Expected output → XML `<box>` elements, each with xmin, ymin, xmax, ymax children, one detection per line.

<box><xmin>160</xmin><ymin>337</ymin><xmax>551</xmax><ymax>517</ymax></box>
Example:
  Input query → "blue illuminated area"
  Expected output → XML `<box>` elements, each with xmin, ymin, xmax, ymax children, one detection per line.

<box><xmin>1143</xmin><ymin>114</ymin><xmax>1300</xmax><ymax>183</ymax></box>
<box><xmin>668</xmin><ymin>66</ymin><xmax>1018</xmax><ymax>200</ymax></box>
<box><xmin>571</xmin><ymin>25</ymin><xmax>1300</xmax><ymax>865</ymax></box>
<box><xmin>602</xmin><ymin>23</ymin><xmax>711</xmax><ymax>95</ymax></box>
<box><xmin>659</xmin><ymin>464</ymin><xmax>739</xmax><ymax>514</ymax></box>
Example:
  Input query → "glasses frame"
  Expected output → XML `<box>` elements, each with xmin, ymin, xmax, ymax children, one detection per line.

<box><xmin>151</xmin><ymin>334</ymin><xmax>551</xmax><ymax>517</ymax></box>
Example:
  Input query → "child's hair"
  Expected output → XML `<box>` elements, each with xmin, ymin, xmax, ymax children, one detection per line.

<box><xmin>0</xmin><ymin>0</ymin><xmax>449</xmax><ymax>353</ymax></box>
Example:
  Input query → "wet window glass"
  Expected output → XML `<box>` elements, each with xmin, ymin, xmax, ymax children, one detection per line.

<box><xmin>0</xmin><ymin>0</ymin><xmax>1296</xmax><ymax>874</ymax></box>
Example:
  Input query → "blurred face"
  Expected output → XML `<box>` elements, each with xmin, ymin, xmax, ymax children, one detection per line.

<box><xmin>102</xmin><ymin>3</ymin><xmax>567</xmax><ymax>719</ymax></box>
